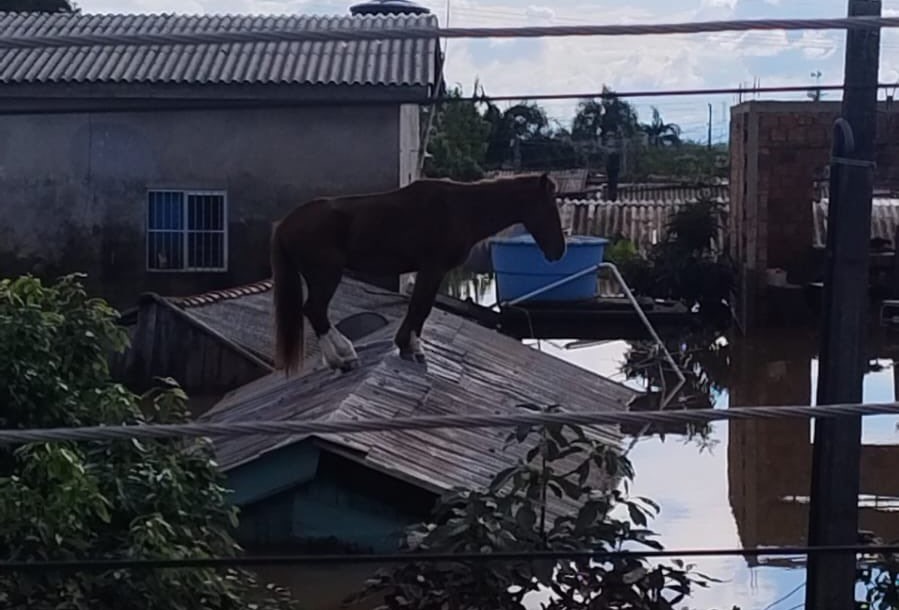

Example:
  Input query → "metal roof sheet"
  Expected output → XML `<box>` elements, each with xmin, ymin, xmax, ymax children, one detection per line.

<box><xmin>813</xmin><ymin>198</ymin><xmax>899</xmax><ymax>249</ymax></box>
<box><xmin>167</xmin><ymin>276</ymin><xmax>409</xmax><ymax>366</ymax></box>
<box><xmin>559</xmin><ymin>199</ymin><xmax>729</xmax><ymax>255</ymax></box>
<box><xmin>0</xmin><ymin>11</ymin><xmax>439</xmax><ymax>87</ymax></box>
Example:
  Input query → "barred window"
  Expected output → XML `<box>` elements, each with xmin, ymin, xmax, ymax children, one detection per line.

<box><xmin>147</xmin><ymin>190</ymin><xmax>228</xmax><ymax>271</ymax></box>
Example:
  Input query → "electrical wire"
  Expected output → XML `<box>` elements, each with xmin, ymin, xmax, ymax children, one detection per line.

<box><xmin>0</xmin><ymin>401</ymin><xmax>897</xmax><ymax>446</ymax></box>
<box><xmin>2</xmin><ymin>16</ymin><xmax>899</xmax><ymax>49</ymax></box>
<box><xmin>2</xmin><ymin>544</ymin><xmax>897</xmax><ymax>572</ymax></box>
<box><xmin>1</xmin><ymin>83</ymin><xmax>895</xmax><ymax>117</ymax></box>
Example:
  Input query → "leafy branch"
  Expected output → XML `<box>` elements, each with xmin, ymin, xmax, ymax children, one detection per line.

<box><xmin>346</xmin><ymin>404</ymin><xmax>718</xmax><ymax>610</ymax></box>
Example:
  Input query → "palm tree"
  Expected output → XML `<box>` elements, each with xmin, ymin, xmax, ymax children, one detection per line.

<box><xmin>641</xmin><ymin>107</ymin><xmax>682</xmax><ymax>148</ymax></box>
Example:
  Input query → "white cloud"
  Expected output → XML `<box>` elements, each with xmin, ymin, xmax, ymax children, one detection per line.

<box><xmin>797</xmin><ymin>30</ymin><xmax>839</xmax><ymax>60</ymax></box>
<box><xmin>701</xmin><ymin>0</ymin><xmax>738</xmax><ymax>9</ymax></box>
<box><xmin>713</xmin><ymin>29</ymin><xmax>792</xmax><ymax>57</ymax></box>
<box><xmin>525</xmin><ymin>5</ymin><xmax>554</xmax><ymax>23</ymax></box>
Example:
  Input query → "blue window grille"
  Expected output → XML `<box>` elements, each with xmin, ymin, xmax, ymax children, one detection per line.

<box><xmin>147</xmin><ymin>190</ymin><xmax>228</xmax><ymax>271</ymax></box>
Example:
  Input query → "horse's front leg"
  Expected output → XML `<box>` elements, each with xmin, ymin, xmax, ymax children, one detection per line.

<box><xmin>305</xmin><ymin>264</ymin><xmax>359</xmax><ymax>372</ymax></box>
<box><xmin>395</xmin><ymin>268</ymin><xmax>444</xmax><ymax>364</ymax></box>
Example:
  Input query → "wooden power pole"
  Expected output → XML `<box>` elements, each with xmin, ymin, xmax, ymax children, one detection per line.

<box><xmin>805</xmin><ymin>1</ymin><xmax>881</xmax><ymax>609</ymax></box>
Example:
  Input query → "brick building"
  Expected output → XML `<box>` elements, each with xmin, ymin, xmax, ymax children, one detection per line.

<box><xmin>729</xmin><ymin>100</ymin><xmax>899</xmax><ymax>330</ymax></box>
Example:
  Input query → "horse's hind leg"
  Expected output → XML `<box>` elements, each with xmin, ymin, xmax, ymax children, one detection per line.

<box><xmin>304</xmin><ymin>266</ymin><xmax>359</xmax><ymax>372</ymax></box>
<box><xmin>395</xmin><ymin>268</ymin><xmax>444</xmax><ymax>364</ymax></box>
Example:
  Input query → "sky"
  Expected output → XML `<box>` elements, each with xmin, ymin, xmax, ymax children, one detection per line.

<box><xmin>75</xmin><ymin>0</ymin><xmax>899</xmax><ymax>144</ymax></box>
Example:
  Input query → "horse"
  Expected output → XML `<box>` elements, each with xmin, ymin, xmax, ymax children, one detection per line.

<box><xmin>270</xmin><ymin>172</ymin><xmax>566</xmax><ymax>375</ymax></box>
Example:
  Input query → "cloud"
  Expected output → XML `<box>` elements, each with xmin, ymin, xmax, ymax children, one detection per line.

<box><xmin>713</xmin><ymin>29</ymin><xmax>792</xmax><ymax>57</ymax></box>
<box><xmin>525</xmin><ymin>5</ymin><xmax>554</xmax><ymax>23</ymax></box>
<box><xmin>796</xmin><ymin>31</ymin><xmax>839</xmax><ymax>60</ymax></box>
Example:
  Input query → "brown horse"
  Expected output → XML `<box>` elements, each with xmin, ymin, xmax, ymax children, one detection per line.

<box><xmin>271</xmin><ymin>172</ymin><xmax>566</xmax><ymax>375</ymax></box>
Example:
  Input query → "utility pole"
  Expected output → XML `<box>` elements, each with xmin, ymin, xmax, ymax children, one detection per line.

<box><xmin>805</xmin><ymin>1</ymin><xmax>881</xmax><ymax>609</ymax></box>
<box><xmin>707</xmin><ymin>103</ymin><xmax>713</xmax><ymax>150</ymax></box>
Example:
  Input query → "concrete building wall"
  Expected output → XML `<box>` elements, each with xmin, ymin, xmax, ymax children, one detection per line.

<box><xmin>0</xmin><ymin>103</ymin><xmax>401</xmax><ymax>308</ymax></box>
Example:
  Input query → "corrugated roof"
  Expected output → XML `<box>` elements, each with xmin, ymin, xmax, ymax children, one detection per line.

<box><xmin>560</xmin><ymin>184</ymin><xmax>730</xmax><ymax>205</ymax></box>
<box><xmin>813</xmin><ymin>198</ymin><xmax>899</xmax><ymax>249</ymax></box>
<box><xmin>559</xmin><ymin>199</ymin><xmax>729</xmax><ymax>255</ymax></box>
<box><xmin>167</xmin><ymin>276</ymin><xmax>410</xmax><ymax>366</ymax></box>
<box><xmin>0</xmin><ymin>11</ymin><xmax>439</xmax><ymax>87</ymax></box>
<box><xmin>202</xmin><ymin>308</ymin><xmax>637</xmax><ymax>519</ymax></box>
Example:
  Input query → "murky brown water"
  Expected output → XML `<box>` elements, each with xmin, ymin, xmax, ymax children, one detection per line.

<box><xmin>253</xmin><ymin>274</ymin><xmax>899</xmax><ymax>610</ymax></box>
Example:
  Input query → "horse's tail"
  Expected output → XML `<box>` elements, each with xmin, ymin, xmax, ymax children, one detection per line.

<box><xmin>271</xmin><ymin>222</ymin><xmax>304</xmax><ymax>375</ymax></box>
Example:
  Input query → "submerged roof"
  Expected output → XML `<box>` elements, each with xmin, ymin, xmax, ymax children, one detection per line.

<box><xmin>202</xmin><ymin>308</ymin><xmax>638</xmax><ymax>518</ymax></box>
<box><xmin>166</xmin><ymin>276</ymin><xmax>409</xmax><ymax>366</ymax></box>
<box><xmin>0</xmin><ymin>11</ymin><xmax>440</xmax><ymax>88</ymax></box>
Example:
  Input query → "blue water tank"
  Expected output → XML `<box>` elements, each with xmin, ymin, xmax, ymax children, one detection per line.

<box><xmin>490</xmin><ymin>234</ymin><xmax>609</xmax><ymax>303</ymax></box>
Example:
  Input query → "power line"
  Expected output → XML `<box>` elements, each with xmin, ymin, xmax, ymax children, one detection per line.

<box><xmin>2</xmin><ymin>544</ymin><xmax>898</xmax><ymax>572</ymax></box>
<box><xmin>0</xmin><ymin>401</ymin><xmax>897</xmax><ymax>446</ymax></box>
<box><xmin>2</xmin><ymin>16</ymin><xmax>899</xmax><ymax>50</ymax></box>
<box><xmin>2</xmin><ymin>82</ymin><xmax>895</xmax><ymax>117</ymax></box>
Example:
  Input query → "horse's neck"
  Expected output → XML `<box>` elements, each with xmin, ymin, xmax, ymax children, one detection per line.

<box><xmin>462</xmin><ymin>184</ymin><xmax>529</xmax><ymax>243</ymax></box>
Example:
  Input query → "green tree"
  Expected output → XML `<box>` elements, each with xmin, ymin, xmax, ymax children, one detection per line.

<box><xmin>641</xmin><ymin>107</ymin><xmax>682</xmax><ymax>149</ymax></box>
<box><xmin>571</xmin><ymin>87</ymin><xmax>640</xmax><ymax>170</ymax></box>
<box><xmin>572</xmin><ymin>87</ymin><xmax>640</xmax><ymax>145</ymax></box>
<box><xmin>348</xmin><ymin>404</ymin><xmax>716</xmax><ymax>610</ymax></box>
<box><xmin>424</xmin><ymin>83</ymin><xmax>492</xmax><ymax>181</ymax></box>
<box><xmin>0</xmin><ymin>274</ymin><xmax>298</xmax><ymax>610</ymax></box>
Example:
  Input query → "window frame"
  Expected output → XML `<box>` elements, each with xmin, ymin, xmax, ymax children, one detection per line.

<box><xmin>145</xmin><ymin>189</ymin><xmax>229</xmax><ymax>273</ymax></box>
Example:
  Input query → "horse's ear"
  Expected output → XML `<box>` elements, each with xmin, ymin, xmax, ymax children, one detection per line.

<box><xmin>539</xmin><ymin>172</ymin><xmax>556</xmax><ymax>193</ymax></box>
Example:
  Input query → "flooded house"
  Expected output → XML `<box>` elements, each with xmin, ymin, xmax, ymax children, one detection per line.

<box><xmin>200</xmin><ymin>306</ymin><xmax>637</xmax><ymax>607</ymax></box>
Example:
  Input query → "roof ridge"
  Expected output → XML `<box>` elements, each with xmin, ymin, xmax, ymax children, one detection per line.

<box><xmin>0</xmin><ymin>11</ymin><xmax>439</xmax><ymax>24</ymax></box>
<box><xmin>171</xmin><ymin>278</ymin><xmax>274</xmax><ymax>308</ymax></box>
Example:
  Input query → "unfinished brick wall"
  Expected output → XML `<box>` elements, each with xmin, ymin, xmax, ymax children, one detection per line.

<box><xmin>729</xmin><ymin>100</ymin><xmax>899</xmax><ymax>330</ymax></box>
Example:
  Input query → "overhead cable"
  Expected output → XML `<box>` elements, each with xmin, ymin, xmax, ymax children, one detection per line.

<box><xmin>0</xmin><ymin>16</ymin><xmax>898</xmax><ymax>50</ymax></box>
<box><xmin>0</xmin><ymin>401</ymin><xmax>897</xmax><ymax>446</ymax></box>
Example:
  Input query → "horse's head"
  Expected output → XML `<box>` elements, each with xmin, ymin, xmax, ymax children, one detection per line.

<box><xmin>522</xmin><ymin>173</ymin><xmax>566</xmax><ymax>262</ymax></box>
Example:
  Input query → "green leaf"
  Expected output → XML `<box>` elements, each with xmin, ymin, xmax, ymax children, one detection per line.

<box><xmin>514</xmin><ymin>424</ymin><xmax>532</xmax><ymax>443</ymax></box>
<box><xmin>516</xmin><ymin>504</ymin><xmax>537</xmax><ymax>531</ymax></box>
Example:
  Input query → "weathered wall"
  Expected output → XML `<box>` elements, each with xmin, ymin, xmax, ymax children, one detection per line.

<box><xmin>730</xmin><ymin>100</ymin><xmax>899</xmax><ymax>330</ymax></box>
<box><xmin>109</xmin><ymin>297</ymin><xmax>270</xmax><ymax>396</ymax></box>
<box><xmin>0</xmin><ymin>104</ymin><xmax>401</xmax><ymax>309</ymax></box>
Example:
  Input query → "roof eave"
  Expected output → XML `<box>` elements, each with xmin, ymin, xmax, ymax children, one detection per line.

<box><xmin>0</xmin><ymin>82</ymin><xmax>435</xmax><ymax>114</ymax></box>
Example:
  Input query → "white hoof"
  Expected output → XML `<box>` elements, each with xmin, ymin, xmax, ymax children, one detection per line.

<box><xmin>320</xmin><ymin>327</ymin><xmax>359</xmax><ymax>371</ymax></box>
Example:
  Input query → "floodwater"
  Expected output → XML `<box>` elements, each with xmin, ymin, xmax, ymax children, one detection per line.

<box><xmin>253</xmin><ymin>274</ymin><xmax>899</xmax><ymax>610</ymax></box>
<box><xmin>445</xmin><ymin>274</ymin><xmax>899</xmax><ymax>610</ymax></box>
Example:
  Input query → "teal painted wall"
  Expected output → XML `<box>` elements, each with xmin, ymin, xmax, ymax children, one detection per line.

<box><xmin>226</xmin><ymin>441</ymin><xmax>320</xmax><ymax>506</ymax></box>
<box><xmin>228</xmin><ymin>445</ymin><xmax>436</xmax><ymax>553</ymax></box>
<box><xmin>288</xmin><ymin>475</ymin><xmax>421</xmax><ymax>552</ymax></box>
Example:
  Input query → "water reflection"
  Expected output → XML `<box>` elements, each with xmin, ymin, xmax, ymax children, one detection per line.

<box><xmin>441</xmin><ymin>272</ymin><xmax>899</xmax><ymax>609</ymax></box>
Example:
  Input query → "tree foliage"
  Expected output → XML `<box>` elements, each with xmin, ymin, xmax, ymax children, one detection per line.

<box><xmin>641</xmin><ymin>107</ymin><xmax>682</xmax><ymax>149</ymax></box>
<box><xmin>0</xmin><ymin>274</ymin><xmax>299</xmax><ymax>610</ymax></box>
<box><xmin>424</xmin><ymin>82</ymin><xmax>720</xmax><ymax>181</ymax></box>
<box><xmin>424</xmin><ymin>84</ymin><xmax>492</xmax><ymax>181</ymax></box>
<box><xmin>608</xmin><ymin>195</ymin><xmax>735</xmax><ymax>317</ymax></box>
<box><xmin>347</xmin><ymin>404</ymin><xmax>717</xmax><ymax>610</ymax></box>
